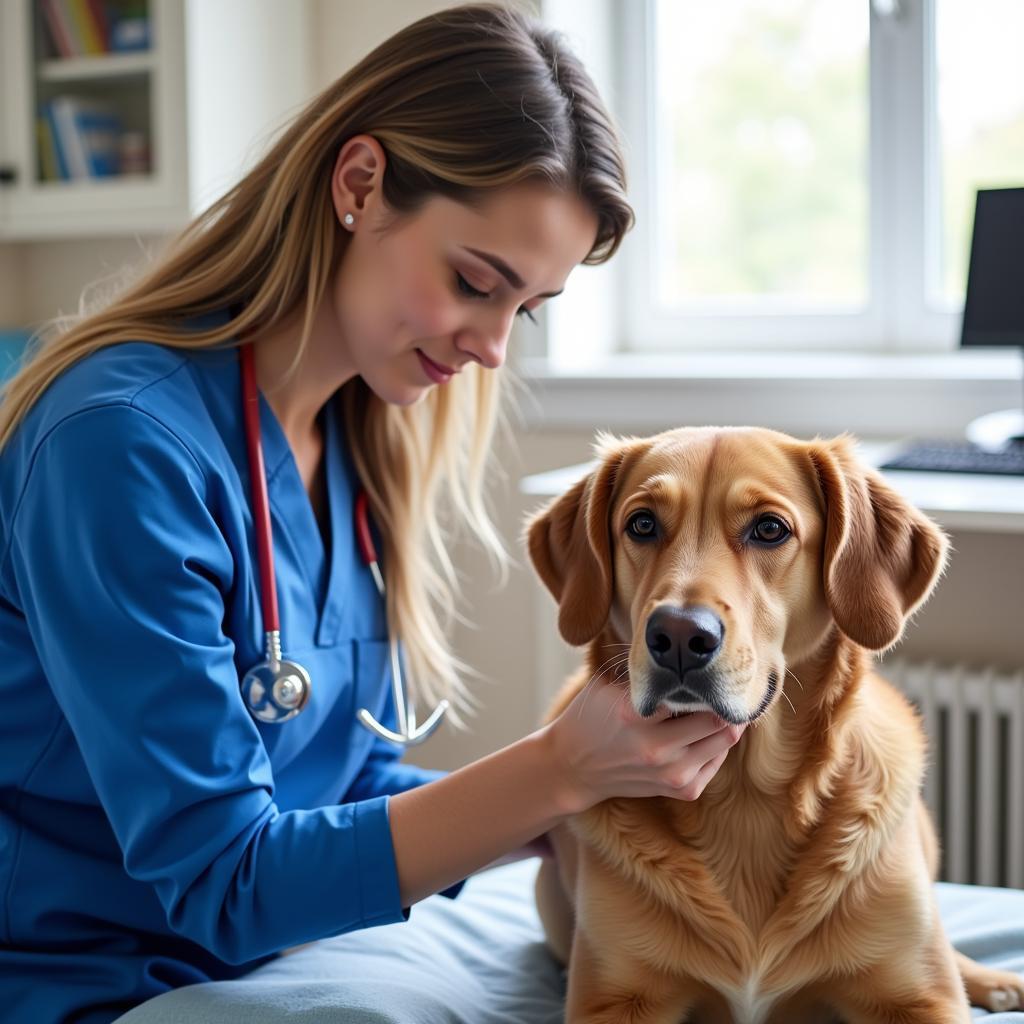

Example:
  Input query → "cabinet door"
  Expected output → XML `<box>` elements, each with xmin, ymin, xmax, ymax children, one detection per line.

<box><xmin>0</xmin><ymin>0</ymin><xmax>189</xmax><ymax>240</ymax></box>
<box><xmin>0</xmin><ymin>1</ymin><xmax>20</xmax><ymax>225</ymax></box>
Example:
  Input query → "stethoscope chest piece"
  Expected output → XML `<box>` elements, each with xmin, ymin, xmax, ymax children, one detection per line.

<box><xmin>241</xmin><ymin>634</ymin><xmax>312</xmax><ymax>723</ymax></box>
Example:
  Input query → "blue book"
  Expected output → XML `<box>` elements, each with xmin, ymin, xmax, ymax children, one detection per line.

<box><xmin>48</xmin><ymin>96</ymin><xmax>122</xmax><ymax>179</ymax></box>
<box><xmin>75</xmin><ymin>103</ymin><xmax>122</xmax><ymax>176</ymax></box>
<box><xmin>110</xmin><ymin>15</ymin><xmax>149</xmax><ymax>52</ymax></box>
<box><xmin>50</xmin><ymin>96</ymin><xmax>88</xmax><ymax>178</ymax></box>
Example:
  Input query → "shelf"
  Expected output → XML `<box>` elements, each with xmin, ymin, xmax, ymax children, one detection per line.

<box><xmin>27</xmin><ymin>172</ymin><xmax>153</xmax><ymax>192</ymax></box>
<box><xmin>36</xmin><ymin>52</ymin><xmax>153</xmax><ymax>83</ymax></box>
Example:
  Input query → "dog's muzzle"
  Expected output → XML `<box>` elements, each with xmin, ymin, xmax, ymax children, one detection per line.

<box><xmin>641</xmin><ymin>604</ymin><xmax>729</xmax><ymax>711</ymax></box>
<box><xmin>645</xmin><ymin>605</ymin><xmax>724</xmax><ymax>678</ymax></box>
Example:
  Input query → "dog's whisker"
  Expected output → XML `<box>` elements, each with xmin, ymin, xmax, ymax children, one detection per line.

<box><xmin>589</xmin><ymin>658</ymin><xmax>622</xmax><ymax>680</ymax></box>
<box><xmin>780</xmin><ymin>687</ymin><xmax>797</xmax><ymax>717</ymax></box>
<box><xmin>592</xmin><ymin>660</ymin><xmax>631</xmax><ymax>690</ymax></box>
<box><xmin>573</xmin><ymin>656</ymin><xmax>632</xmax><ymax>721</ymax></box>
<box><xmin>591</xmin><ymin>650</ymin><xmax>633</xmax><ymax>678</ymax></box>
<box><xmin>571</xmin><ymin>673</ymin><xmax>603</xmax><ymax>720</ymax></box>
<box><xmin>602</xmin><ymin>654</ymin><xmax>632</xmax><ymax>675</ymax></box>
<box><xmin>573</xmin><ymin>665</ymin><xmax>626</xmax><ymax>715</ymax></box>
<box><xmin>784</xmin><ymin>666</ymin><xmax>805</xmax><ymax>692</ymax></box>
<box><xmin>606</xmin><ymin>681</ymin><xmax>634</xmax><ymax>726</ymax></box>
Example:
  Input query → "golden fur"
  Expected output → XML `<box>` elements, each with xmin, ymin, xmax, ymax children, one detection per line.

<box><xmin>527</xmin><ymin>426</ymin><xmax>1024</xmax><ymax>1024</ymax></box>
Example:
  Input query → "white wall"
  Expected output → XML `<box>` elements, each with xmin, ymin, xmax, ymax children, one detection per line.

<box><xmin>0</xmin><ymin>245</ymin><xmax>25</xmax><ymax>326</ymax></box>
<box><xmin>185</xmin><ymin>0</ymin><xmax>314</xmax><ymax>216</ymax></box>
<box><xmin>312</xmin><ymin>0</ymin><xmax>480</xmax><ymax>91</ymax></box>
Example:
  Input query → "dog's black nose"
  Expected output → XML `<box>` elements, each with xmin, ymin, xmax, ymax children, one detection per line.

<box><xmin>645</xmin><ymin>606</ymin><xmax>724</xmax><ymax>678</ymax></box>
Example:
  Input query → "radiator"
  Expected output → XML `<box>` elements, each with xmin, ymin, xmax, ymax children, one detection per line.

<box><xmin>881</xmin><ymin>658</ymin><xmax>1024</xmax><ymax>888</ymax></box>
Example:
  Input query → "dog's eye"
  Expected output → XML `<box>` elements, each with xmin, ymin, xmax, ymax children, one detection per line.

<box><xmin>751</xmin><ymin>515</ymin><xmax>791</xmax><ymax>545</ymax></box>
<box><xmin>626</xmin><ymin>510</ymin><xmax>658</xmax><ymax>540</ymax></box>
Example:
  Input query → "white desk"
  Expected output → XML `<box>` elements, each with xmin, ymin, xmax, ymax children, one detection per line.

<box><xmin>520</xmin><ymin>440</ymin><xmax>1024</xmax><ymax>535</ymax></box>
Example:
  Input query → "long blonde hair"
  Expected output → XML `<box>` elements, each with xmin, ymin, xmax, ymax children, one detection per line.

<box><xmin>0</xmin><ymin>2</ymin><xmax>634</xmax><ymax>726</ymax></box>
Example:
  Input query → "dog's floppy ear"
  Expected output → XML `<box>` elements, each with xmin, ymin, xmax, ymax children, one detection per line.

<box><xmin>526</xmin><ymin>437</ymin><xmax>644</xmax><ymax>646</ymax></box>
<box><xmin>807</xmin><ymin>435</ymin><xmax>950</xmax><ymax>651</ymax></box>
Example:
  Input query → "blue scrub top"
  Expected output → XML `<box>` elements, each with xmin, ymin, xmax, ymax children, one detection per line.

<box><xmin>0</xmin><ymin>322</ymin><xmax>461</xmax><ymax>1023</ymax></box>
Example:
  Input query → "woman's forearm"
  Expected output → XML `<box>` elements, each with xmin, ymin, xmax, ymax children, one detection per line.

<box><xmin>387</xmin><ymin>725</ymin><xmax>571</xmax><ymax>908</ymax></box>
<box><xmin>387</xmin><ymin>679</ymin><xmax>746</xmax><ymax>909</ymax></box>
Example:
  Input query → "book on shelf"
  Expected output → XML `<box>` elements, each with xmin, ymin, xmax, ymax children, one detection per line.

<box><xmin>36</xmin><ymin>115</ymin><xmax>64</xmax><ymax>181</ymax></box>
<box><xmin>38</xmin><ymin>97</ymin><xmax>124</xmax><ymax>180</ymax></box>
<box><xmin>86</xmin><ymin>0</ymin><xmax>112</xmax><ymax>50</ymax></box>
<box><xmin>40</xmin><ymin>0</ymin><xmax>76</xmax><ymax>58</ymax></box>
<box><xmin>39</xmin><ymin>0</ymin><xmax>149</xmax><ymax>59</ymax></box>
<box><xmin>67</xmin><ymin>0</ymin><xmax>104</xmax><ymax>54</ymax></box>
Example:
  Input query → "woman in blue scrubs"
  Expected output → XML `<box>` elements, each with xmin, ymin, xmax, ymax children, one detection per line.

<box><xmin>0</xmin><ymin>5</ymin><xmax>744</xmax><ymax>1021</ymax></box>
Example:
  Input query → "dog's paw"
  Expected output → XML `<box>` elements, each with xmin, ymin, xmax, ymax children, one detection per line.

<box><xmin>986</xmin><ymin>985</ymin><xmax>1022</xmax><ymax>1012</ymax></box>
<box><xmin>964</xmin><ymin>964</ymin><xmax>1024</xmax><ymax>1012</ymax></box>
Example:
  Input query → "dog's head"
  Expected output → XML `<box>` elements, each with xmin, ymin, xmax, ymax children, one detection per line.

<box><xmin>526</xmin><ymin>428</ymin><xmax>949</xmax><ymax>725</ymax></box>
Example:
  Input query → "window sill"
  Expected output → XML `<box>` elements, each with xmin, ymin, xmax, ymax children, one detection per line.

<box><xmin>514</xmin><ymin>350</ymin><xmax>1022</xmax><ymax>439</ymax></box>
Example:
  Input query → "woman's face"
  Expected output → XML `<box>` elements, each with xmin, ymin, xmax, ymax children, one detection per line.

<box><xmin>329</xmin><ymin>140</ymin><xmax>599</xmax><ymax>405</ymax></box>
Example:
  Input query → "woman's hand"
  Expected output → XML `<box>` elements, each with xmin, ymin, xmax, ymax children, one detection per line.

<box><xmin>542</xmin><ymin>678</ymin><xmax>745</xmax><ymax>815</ymax></box>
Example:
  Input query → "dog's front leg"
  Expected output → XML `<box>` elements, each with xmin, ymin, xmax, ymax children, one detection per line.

<box><xmin>828</xmin><ymin>928</ymin><xmax>971</xmax><ymax>1024</ymax></box>
<box><xmin>564</xmin><ymin>930</ymin><xmax>700</xmax><ymax>1023</ymax></box>
<box><xmin>536</xmin><ymin>856</ymin><xmax>574</xmax><ymax>966</ymax></box>
<box><xmin>953</xmin><ymin>950</ymin><xmax>1024</xmax><ymax>1013</ymax></box>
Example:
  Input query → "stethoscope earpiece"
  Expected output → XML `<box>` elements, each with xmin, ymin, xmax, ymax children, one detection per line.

<box><xmin>237</xmin><ymin>342</ymin><xmax>448</xmax><ymax>745</ymax></box>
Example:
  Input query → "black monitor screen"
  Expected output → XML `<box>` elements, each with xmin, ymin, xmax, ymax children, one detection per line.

<box><xmin>961</xmin><ymin>186</ymin><xmax>1024</xmax><ymax>348</ymax></box>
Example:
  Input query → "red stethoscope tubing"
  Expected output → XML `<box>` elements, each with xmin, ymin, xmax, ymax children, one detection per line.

<box><xmin>238</xmin><ymin>342</ymin><xmax>447</xmax><ymax>743</ymax></box>
<box><xmin>240</xmin><ymin>342</ymin><xmax>282</xmax><ymax>633</ymax></box>
<box><xmin>354</xmin><ymin>491</ymin><xmax>379</xmax><ymax>566</ymax></box>
<box><xmin>240</xmin><ymin>343</ymin><xmax>383</xmax><ymax>629</ymax></box>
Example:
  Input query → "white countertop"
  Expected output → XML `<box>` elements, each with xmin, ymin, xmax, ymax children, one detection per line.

<box><xmin>520</xmin><ymin>440</ymin><xmax>1024</xmax><ymax>535</ymax></box>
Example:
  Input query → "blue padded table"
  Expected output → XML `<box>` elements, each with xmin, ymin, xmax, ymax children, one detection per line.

<box><xmin>117</xmin><ymin>858</ymin><xmax>1024</xmax><ymax>1023</ymax></box>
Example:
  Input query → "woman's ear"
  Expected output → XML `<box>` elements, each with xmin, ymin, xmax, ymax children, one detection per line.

<box><xmin>525</xmin><ymin>439</ymin><xmax>643</xmax><ymax>647</ymax></box>
<box><xmin>807</xmin><ymin>436</ymin><xmax>951</xmax><ymax>651</ymax></box>
<box><xmin>330</xmin><ymin>134</ymin><xmax>387</xmax><ymax>225</ymax></box>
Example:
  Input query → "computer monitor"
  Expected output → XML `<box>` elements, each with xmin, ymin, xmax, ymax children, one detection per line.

<box><xmin>960</xmin><ymin>186</ymin><xmax>1024</xmax><ymax>449</ymax></box>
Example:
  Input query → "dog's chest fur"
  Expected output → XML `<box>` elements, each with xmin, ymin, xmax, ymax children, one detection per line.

<box><xmin>673</xmin><ymin>793</ymin><xmax>804</xmax><ymax>1022</ymax></box>
<box><xmin>578</xmin><ymin>796</ymin><xmax>811</xmax><ymax>1023</ymax></box>
<box><xmin>679</xmin><ymin>791</ymin><xmax>800</xmax><ymax>935</ymax></box>
<box><xmin>723</xmin><ymin>978</ymin><xmax>784</xmax><ymax>1024</ymax></box>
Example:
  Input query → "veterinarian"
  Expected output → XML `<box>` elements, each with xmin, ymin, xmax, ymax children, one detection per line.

<box><xmin>0</xmin><ymin>6</ymin><xmax>745</xmax><ymax>1021</ymax></box>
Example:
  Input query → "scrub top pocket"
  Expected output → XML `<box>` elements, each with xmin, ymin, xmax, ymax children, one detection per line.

<box><xmin>251</xmin><ymin>642</ymin><xmax>353</xmax><ymax>774</ymax></box>
<box><xmin>255</xmin><ymin>638</ymin><xmax>396</xmax><ymax>811</ymax></box>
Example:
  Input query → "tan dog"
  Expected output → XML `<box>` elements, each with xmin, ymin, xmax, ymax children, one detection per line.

<box><xmin>527</xmin><ymin>427</ymin><xmax>1024</xmax><ymax>1024</ymax></box>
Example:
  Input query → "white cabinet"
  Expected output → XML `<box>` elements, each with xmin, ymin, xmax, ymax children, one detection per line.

<box><xmin>0</xmin><ymin>60</ymin><xmax>11</xmax><ymax>227</ymax></box>
<box><xmin>0</xmin><ymin>0</ymin><xmax>313</xmax><ymax>240</ymax></box>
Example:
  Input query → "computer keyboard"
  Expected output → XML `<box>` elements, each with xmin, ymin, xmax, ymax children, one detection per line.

<box><xmin>879</xmin><ymin>440</ymin><xmax>1024</xmax><ymax>476</ymax></box>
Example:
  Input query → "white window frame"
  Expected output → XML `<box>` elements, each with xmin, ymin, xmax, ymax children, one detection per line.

<box><xmin>619</xmin><ymin>0</ymin><xmax>963</xmax><ymax>353</ymax></box>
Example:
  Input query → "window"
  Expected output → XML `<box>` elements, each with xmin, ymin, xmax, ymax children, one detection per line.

<box><xmin>933</xmin><ymin>1</ymin><xmax>1024</xmax><ymax>306</ymax></box>
<box><xmin>618</xmin><ymin>0</ymin><xmax>1024</xmax><ymax>353</ymax></box>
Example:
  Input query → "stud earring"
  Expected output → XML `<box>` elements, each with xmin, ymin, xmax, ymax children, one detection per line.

<box><xmin>343</xmin><ymin>212</ymin><xmax>355</xmax><ymax>227</ymax></box>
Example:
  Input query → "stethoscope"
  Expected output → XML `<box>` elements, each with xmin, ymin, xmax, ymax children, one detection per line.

<box><xmin>236</xmin><ymin>342</ymin><xmax>449</xmax><ymax>746</ymax></box>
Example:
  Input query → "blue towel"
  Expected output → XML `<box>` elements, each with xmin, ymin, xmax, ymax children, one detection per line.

<box><xmin>116</xmin><ymin>859</ymin><xmax>1024</xmax><ymax>1023</ymax></box>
